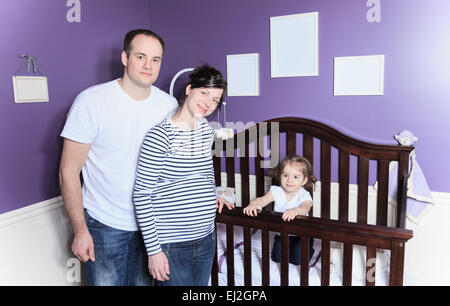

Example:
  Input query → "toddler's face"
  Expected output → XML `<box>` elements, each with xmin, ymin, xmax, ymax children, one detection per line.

<box><xmin>280</xmin><ymin>162</ymin><xmax>307</xmax><ymax>193</ymax></box>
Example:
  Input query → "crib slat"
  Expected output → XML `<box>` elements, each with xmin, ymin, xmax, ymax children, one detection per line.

<box><xmin>338</xmin><ymin>150</ymin><xmax>350</xmax><ymax>221</ymax></box>
<box><xmin>366</xmin><ymin>247</ymin><xmax>377</xmax><ymax>286</ymax></box>
<box><xmin>300</xmin><ymin>237</ymin><xmax>310</xmax><ymax>286</ymax></box>
<box><xmin>269</xmin><ymin>121</ymin><xmax>281</xmax><ymax>172</ymax></box>
<box><xmin>255</xmin><ymin>159</ymin><xmax>265</xmax><ymax>197</ymax></box>
<box><xmin>303</xmin><ymin>134</ymin><xmax>314</xmax><ymax>165</ymax></box>
<box><xmin>343</xmin><ymin>243</ymin><xmax>353</xmax><ymax>286</ymax></box>
<box><xmin>213</xmin><ymin>156</ymin><xmax>221</xmax><ymax>187</ymax></box>
<box><xmin>321</xmin><ymin>239</ymin><xmax>330</xmax><ymax>286</ymax></box>
<box><xmin>321</xmin><ymin>141</ymin><xmax>331</xmax><ymax>219</ymax></box>
<box><xmin>226</xmin><ymin>157</ymin><xmax>235</xmax><ymax>189</ymax></box>
<box><xmin>240</xmin><ymin>130</ymin><xmax>250</xmax><ymax>207</ymax></box>
<box><xmin>226</xmin><ymin>224</ymin><xmax>235</xmax><ymax>286</ymax></box>
<box><xmin>303</xmin><ymin>134</ymin><xmax>314</xmax><ymax>216</ymax></box>
<box><xmin>357</xmin><ymin>157</ymin><xmax>369</xmax><ymax>224</ymax></box>
<box><xmin>377</xmin><ymin>160</ymin><xmax>389</xmax><ymax>226</ymax></box>
<box><xmin>243</xmin><ymin>226</ymin><xmax>252</xmax><ymax>286</ymax></box>
<box><xmin>286</xmin><ymin>131</ymin><xmax>296</xmax><ymax>155</ymax></box>
<box><xmin>261</xmin><ymin>230</ymin><xmax>270</xmax><ymax>286</ymax></box>
<box><xmin>255</xmin><ymin>128</ymin><xmax>265</xmax><ymax>198</ymax></box>
<box><xmin>280</xmin><ymin>233</ymin><xmax>289</xmax><ymax>286</ymax></box>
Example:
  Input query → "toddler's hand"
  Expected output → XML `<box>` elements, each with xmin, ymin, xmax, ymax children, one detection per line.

<box><xmin>243</xmin><ymin>201</ymin><xmax>262</xmax><ymax>217</ymax></box>
<box><xmin>282</xmin><ymin>207</ymin><xmax>308</xmax><ymax>222</ymax></box>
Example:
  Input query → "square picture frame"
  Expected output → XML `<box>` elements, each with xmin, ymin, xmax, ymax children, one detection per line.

<box><xmin>270</xmin><ymin>12</ymin><xmax>319</xmax><ymax>78</ymax></box>
<box><xmin>334</xmin><ymin>55</ymin><xmax>385</xmax><ymax>96</ymax></box>
<box><xmin>12</xmin><ymin>76</ymin><xmax>49</xmax><ymax>103</ymax></box>
<box><xmin>226</xmin><ymin>53</ymin><xmax>260</xmax><ymax>96</ymax></box>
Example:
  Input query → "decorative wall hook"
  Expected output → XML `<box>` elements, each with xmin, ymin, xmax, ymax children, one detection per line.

<box><xmin>15</xmin><ymin>54</ymin><xmax>43</xmax><ymax>75</ymax></box>
<box><xmin>21</xmin><ymin>54</ymin><xmax>38</xmax><ymax>73</ymax></box>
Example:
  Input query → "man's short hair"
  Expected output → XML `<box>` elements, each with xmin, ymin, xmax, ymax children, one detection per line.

<box><xmin>123</xmin><ymin>29</ymin><xmax>165</xmax><ymax>57</ymax></box>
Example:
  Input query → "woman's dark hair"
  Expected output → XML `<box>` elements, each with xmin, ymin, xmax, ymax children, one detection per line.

<box><xmin>270</xmin><ymin>154</ymin><xmax>317</xmax><ymax>194</ymax></box>
<box><xmin>123</xmin><ymin>29</ymin><xmax>165</xmax><ymax>56</ymax></box>
<box><xmin>179</xmin><ymin>65</ymin><xmax>227</xmax><ymax>108</ymax></box>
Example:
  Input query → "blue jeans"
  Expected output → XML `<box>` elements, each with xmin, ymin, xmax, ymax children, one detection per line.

<box><xmin>156</xmin><ymin>230</ymin><xmax>216</xmax><ymax>286</ymax></box>
<box><xmin>84</xmin><ymin>211</ymin><xmax>153</xmax><ymax>286</ymax></box>
<box><xmin>271</xmin><ymin>235</ymin><xmax>315</xmax><ymax>266</ymax></box>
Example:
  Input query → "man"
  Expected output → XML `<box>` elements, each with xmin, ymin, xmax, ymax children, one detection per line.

<box><xmin>59</xmin><ymin>29</ymin><xmax>178</xmax><ymax>286</ymax></box>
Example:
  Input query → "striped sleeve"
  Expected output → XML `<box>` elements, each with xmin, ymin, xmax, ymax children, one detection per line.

<box><xmin>133</xmin><ymin>126</ymin><xmax>170</xmax><ymax>256</ymax></box>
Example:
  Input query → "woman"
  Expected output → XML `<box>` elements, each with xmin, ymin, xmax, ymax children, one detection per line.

<box><xmin>133</xmin><ymin>65</ymin><xmax>234</xmax><ymax>286</ymax></box>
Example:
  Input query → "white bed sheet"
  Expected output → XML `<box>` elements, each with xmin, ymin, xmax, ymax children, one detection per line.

<box><xmin>212</xmin><ymin>223</ymin><xmax>391</xmax><ymax>286</ymax></box>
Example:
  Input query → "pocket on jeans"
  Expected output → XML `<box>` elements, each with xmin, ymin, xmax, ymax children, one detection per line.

<box><xmin>161</xmin><ymin>244</ymin><xmax>171</xmax><ymax>256</ymax></box>
<box><xmin>201</xmin><ymin>230</ymin><xmax>216</xmax><ymax>246</ymax></box>
<box><xmin>85</xmin><ymin>212</ymin><xmax>105</xmax><ymax>229</ymax></box>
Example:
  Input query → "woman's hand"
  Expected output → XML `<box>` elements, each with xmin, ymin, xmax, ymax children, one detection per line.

<box><xmin>216</xmin><ymin>197</ymin><xmax>235</xmax><ymax>214</ymax></box>
<box><xmin>148</xmin><ymin>252</ymin><xmax>170</xmax><ymax>282</ymax></box>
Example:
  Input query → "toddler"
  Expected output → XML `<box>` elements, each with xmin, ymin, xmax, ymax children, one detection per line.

<box><xmin>243</xmin><ymin>154</ymin><xmax>316</xmax><ymax>265</ymax></box>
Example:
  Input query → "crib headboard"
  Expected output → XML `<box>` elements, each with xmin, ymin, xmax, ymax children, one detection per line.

<box><xmin>213</xmin><ymin>117</ymin><xmax>414</xmax><ymax>229</ymax></box>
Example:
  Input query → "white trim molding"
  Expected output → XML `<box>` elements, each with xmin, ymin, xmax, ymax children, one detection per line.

<box><xmin>430</xmin><ymin>191</ymin><xmax>450</xmax><ymax>206</ymax></box>
<box><xmin>0</xmin><ymin>196</ymin><xmax>63</xmax><ymax>228</ymax></box>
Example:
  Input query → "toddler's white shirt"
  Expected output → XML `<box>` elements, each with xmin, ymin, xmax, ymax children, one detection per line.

<box><xmin>269</xmin><ymin>185</ymin><xmax>312</xmax><ymax>214</ymax></box>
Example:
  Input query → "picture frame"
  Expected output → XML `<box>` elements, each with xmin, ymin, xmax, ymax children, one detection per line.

<box><xmin>12</xmin><ymin>76</ymin><xmax>49</xmax><ymax>103</ymax></box>
<box><xmin>270</xmin><ymin>12</ymin><xmax>319</xmax><ymax>78</ymax></box>
<box><xmin>226</xmin><ymin>53</ymin><xmax>260</xmax><ymax>96</ymax></box>
<box><xmin>333</xmin><ymin>55</ymin><xmax>385</xmax><ymax>96</ymax></box>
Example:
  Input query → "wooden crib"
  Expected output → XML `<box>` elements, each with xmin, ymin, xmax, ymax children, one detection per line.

<box><xmin>210</xmin><ymin>117</ymin><xmax>414</xmax><ymax>286</ymax></box>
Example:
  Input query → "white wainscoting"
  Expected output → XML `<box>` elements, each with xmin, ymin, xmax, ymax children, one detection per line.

<box><xmin>0</xmin><ymin>175</ymin><xmax>449</xmax><ymax>285</ymax></box>
<box><xmin>0</xmin><ymin>196</ymin><xmax>80</xmax><ymax>285</ymax></box>
<box><xmin>403</xmin><ymin>191</ymin><xmax>450</xmax><ymax>285</ymax></box>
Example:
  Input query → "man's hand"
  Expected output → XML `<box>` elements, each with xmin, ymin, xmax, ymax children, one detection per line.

<box><xmin>72</xmin><ymin>230</ymin><xmax>95</xmax><ymax>262</ymax></box>
<box><xmin>216</xmin><ymin>197</ymin><xmax>235</xmax><ymax>214</ymax></box>
<box><xmin>148</xmin><ymin>252</ymin><xmax>170</xmax><ymax>282</ymax></box>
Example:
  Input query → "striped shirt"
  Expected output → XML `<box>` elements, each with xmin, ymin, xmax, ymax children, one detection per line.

<box><xmin>133</xmin><ymin>118</ymin><xmax>217</xmax><ymax>256</ymax></box>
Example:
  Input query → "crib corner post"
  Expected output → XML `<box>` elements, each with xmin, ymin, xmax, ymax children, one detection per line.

<box><xmin>389</xmin><ymin>240</ymin><xmax>406</xmax><ymax>286</ymax></box>
<box><xmin>397</xmin><ymin>152</ymin><xmax>410</xmax><ymax>229</ymax></box>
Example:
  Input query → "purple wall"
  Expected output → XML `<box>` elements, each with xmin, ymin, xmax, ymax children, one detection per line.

<box><xmin>150</xmin><ymin>0</ymin><xmax>450</xmax><ymax>193</ymax></box>
<box><xmin>0</xmin><ymin>0</ymin><xmax>151</xmax><ymax>214</ymax></box>
<box><xmin>1</xmin><ymin>0</ymin><xmax>449</xmax><ymax>215</ymax></box>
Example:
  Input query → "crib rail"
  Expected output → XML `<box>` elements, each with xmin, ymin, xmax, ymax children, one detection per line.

<box><xmin>211</xmin><ymin>208</ymin><xmax>413</xmax><ymax>286</ymax></box>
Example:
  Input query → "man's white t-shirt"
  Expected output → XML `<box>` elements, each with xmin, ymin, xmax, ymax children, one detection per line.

<box><xmin>269</xmin><ymin>185</ymin><xmax>312</xmax><ymax>214</ymax></box>
<box><xmin>61</xmin><ymin>79</ymin><xmax>178</xmax><ymax>231</ymax></box>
